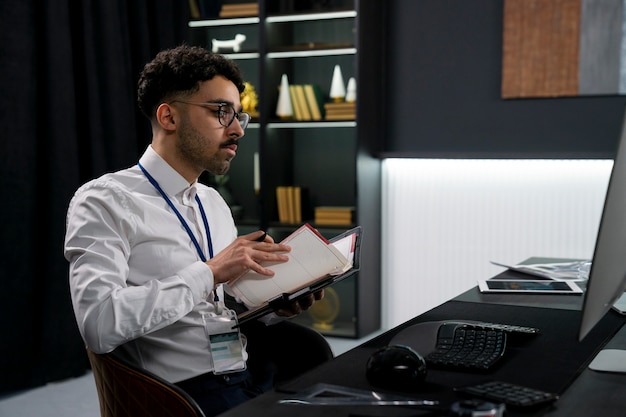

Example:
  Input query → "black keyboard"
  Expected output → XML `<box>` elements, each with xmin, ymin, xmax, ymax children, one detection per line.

<box><xmin>425</xmin><ymin>323</ymin><xmax>507</xmax><ymax>370</ymax></box>
<box><xmin>455</xmin><ymin>380</ymin><xmax>559</xmax><ymax>408</ymax></box>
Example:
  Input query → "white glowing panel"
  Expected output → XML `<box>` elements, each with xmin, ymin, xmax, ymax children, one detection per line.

<box><xmin>381</xmin><ymin>159</ymin><xmax>612</xmax><ymax>329</ymax></box>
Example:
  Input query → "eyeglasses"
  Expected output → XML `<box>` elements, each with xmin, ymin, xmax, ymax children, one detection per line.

<box><xmin>171</xmin><ymin>100</ymin><xmax>250</xmax><ymax>129</ymax></box>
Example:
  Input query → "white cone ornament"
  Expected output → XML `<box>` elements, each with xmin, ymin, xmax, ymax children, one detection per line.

<box><xmin>276</xmin><ymin>74</ymin><xmax>293</xmax><ymax>118</ymax></box>
<box><xmin>329</xmin><ymin>65</ymin><xmax>346</xmax><ymax>102</ymax></box>
<box><xmin>345</xmin><ymin>77</ymin><xmax>356</xmax><ymax>103</ymax></box>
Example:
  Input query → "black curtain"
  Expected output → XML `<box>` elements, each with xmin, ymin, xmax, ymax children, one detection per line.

<box><xmin>0</xmin><ymin>0</ymin><xmax>189</xmax><ymax>394</ymax></box>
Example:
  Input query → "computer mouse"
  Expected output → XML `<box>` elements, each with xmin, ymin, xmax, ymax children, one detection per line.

<box><xmin>365</xmin><ymin>344</ymin><xmax>427</xmax><ymax>391</ymax></box>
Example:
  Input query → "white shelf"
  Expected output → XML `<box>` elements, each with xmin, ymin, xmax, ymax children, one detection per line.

<box><xmin>266</xmin><ymin>10</ymin><xmax>356</xmax><ymax>23</ymax></box>
<box><xmin>220</xmin><ymin>52</ymin><xmax>260</xmax><ymax>60</ymax></box>
<box><xmin>188</xmin><ymin>17</ymin><xmax>260</xmax><ymax>27</ymax></box>
<box><xmin>266</xmin><ymin>48</ymin><xmax>356</xmax><ymax>59</ymax></box>
<box><xmin>267</xmin><ymin>121</ymin><xmax>356</xmax><ymax>129</ymax></box>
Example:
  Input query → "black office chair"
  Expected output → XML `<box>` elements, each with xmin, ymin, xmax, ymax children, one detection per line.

<box><xmin>224</xmin><ymin>293</ymin><xmax>334</xmax><ymax>383</ymax></box>
<box><xmin>241</xmin><ymin>319</ymin><xmax>335</xmax><ymax>384</ymax></box>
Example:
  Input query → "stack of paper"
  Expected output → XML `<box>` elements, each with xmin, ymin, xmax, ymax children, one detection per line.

<box><xmin>490</xmin><ymin>260</ymin><xmax>591</xmax><ymax>281</ymax></box>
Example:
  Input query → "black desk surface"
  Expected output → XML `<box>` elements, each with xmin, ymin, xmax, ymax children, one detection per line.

<box><xmin>219</xmin><ymin>285</ymin><xmax>626</xmax><ymax>417</ymax></box>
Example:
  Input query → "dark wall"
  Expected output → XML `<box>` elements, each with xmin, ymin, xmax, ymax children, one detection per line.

<box><xmin>384</xmin><ymin>0</ymin><xmax>626</xmax><ymax>158</ymax></box>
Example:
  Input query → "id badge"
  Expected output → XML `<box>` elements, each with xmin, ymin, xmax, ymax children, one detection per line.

<box><xmin>202</xmin><ymin>309</ymin><xmax>247</xmax><ymax>374</ymax></box>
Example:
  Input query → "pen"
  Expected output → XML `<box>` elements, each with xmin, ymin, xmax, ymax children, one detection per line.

<box><xmin>256</xmin><ymin>231</ymin><xmax>267</xmax><ymax>242</ymax></box>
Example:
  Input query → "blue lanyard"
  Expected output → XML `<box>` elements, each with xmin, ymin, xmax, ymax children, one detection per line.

<box><xmin>138</xmin><ymin>162</ymin><xmax>214</xmax><ymax>261</ymax></box>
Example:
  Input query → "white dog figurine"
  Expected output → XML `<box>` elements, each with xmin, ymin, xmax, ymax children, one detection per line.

<box><xmin>212</xmin><ymin>34</ymin><xmax>247</xmax><ymax>53</ymax></box>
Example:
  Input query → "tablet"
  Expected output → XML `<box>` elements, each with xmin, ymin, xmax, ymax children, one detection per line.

<box><xmin>477</xmin><ymin>279</ymin><xmax>583</xmax><ymax>294</ymax></box>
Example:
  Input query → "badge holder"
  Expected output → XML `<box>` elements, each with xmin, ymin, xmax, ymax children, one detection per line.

<box><xmin>203</xmin><ymin>309</ymin><xmax>246</xmax><ymax>374</ymax></box>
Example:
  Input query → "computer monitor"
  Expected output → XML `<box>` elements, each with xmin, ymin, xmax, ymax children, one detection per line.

<box><xmin>578</xmin><ymin>106</ymin><xmax>626</xmax><ymax>372</ymax></box>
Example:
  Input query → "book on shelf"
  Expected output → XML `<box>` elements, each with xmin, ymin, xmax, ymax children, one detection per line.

<box><xmin>315</xmin><ymin>206</ymin><xmax>355</xmax><ymax>225</ymax></box>
<box><xmin>277</xmin><ymin>83</ymin><xmax>326</xmax><ymax>121</ymax></box>
<box><xmin>303</xmin><ymin>84</ymin><xmax>325</xmax><ymax>120</ymax></box>
<box><xmin>288</xmin><ymin>85</ymin><xmax>304</xmax><ymax>121</ymax></box>
<box><xmin>189</xmin><ymin>0</ymin><xmax>201</xmax><ymax>18</ymax></box>
<box><xmin>293</xmin><ymin>186</ymin><xmax>302</xmax><ymax>223</ymax></box>
<box><xmin>324</xmin><ymin>101</ymin><xmax>356</xmax><ymax>110</ymax></box>
<box><xmin>293</xmin><ymin>85</ymin><xmax>312</xmax><ymax>120</ymax></box>
<box><xmin>219</xmin><ymin>2</ymin><xmax>259</xmax><ymax>18</ymax></box>
<box><xmin>229</xmin><ymin>224</ymin><xmax>362</xmax><ymax>324</ymax></box>
<box><xmin>276</xmin><ymin>186</ymin><xmax>289</xmax><ymax>223</ymax></box>
<box><xmin>324</xmin><ymin>101</ymin><xmax>356</xmax><ymax>120</ymax></box>
<box><xmin>276</xmin><ymin>186</ymin><xmax>310</xmax><ymax>224</ymax></box>
<box><xmin>324</xmin><ymin>113</ymin><xmax>356</xmax><ymax>121</ymax></box>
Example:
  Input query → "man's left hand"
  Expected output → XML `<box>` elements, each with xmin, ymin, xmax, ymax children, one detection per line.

<box><xmin>275</xmin><ymin>289</ymin><xmax>324</xmax><ymax>317</ymax></box>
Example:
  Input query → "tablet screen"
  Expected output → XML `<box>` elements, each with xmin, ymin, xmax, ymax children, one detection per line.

<box><xmin>478</xmin><ymin>279</ymin><xmax>582</xmax><ymax>294</ymax></box>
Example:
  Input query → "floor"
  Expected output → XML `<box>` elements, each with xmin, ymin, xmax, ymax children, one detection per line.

<box><xmin>0</xmin><ymin>335</ymin><xmax>378</xmax><ymax>417</ymax></box>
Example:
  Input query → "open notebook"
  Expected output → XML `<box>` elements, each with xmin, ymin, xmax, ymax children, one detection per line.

<box><xmin>228</xmin><ymin>224</ymin><xmax>362</xmax><ymax>326</ymax></box>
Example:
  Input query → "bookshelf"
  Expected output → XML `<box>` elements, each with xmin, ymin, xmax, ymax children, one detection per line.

<box><xmin>188</xmin><ymin>0</ymin><xmax>383</xmax><ymax>338</ymax></box>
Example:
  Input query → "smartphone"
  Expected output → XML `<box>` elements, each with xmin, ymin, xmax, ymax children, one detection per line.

<box><xmin>477</xmin><ymin>279</ymin><xmax>583</xmax><ymax>294</ymax></box>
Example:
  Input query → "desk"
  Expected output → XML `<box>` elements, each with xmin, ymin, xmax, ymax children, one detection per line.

<box><xmin>219</xmin><ymin>283</ymin><xmax>626</xmax><ymax>417</ymax></box>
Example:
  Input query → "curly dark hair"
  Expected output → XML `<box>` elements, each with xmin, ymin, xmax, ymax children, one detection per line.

<box><xmin>137</xmin><ymin>44</ymin><xmax>246</xmax><ymax>119</ymax></box>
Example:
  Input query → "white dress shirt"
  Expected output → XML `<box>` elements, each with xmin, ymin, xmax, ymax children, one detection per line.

<box><xmin>64</xmin><ymin>145</ymin><xmax>241</xmax><ymax>382</ymax></box>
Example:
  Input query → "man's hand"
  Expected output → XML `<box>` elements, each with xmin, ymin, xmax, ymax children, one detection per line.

<box><xmin>207</xmin><ymin>231</ymin><xmax>290</xmax><ymax>285</ymax></box>
<box><xmin>275</xmin><ymin>289</ymin><xmax>325</xmax><ymax>317</ymax></box>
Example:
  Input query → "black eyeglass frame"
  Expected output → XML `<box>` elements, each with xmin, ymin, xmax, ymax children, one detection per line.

<box><xmin>170</xmin><ymin>100</ymin><xmax>250</xmax><ymax>129</ymax></box>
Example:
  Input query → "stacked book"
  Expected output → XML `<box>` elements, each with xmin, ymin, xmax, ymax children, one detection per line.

<box><xmin>219</xmin><ymin>2</ymin><xmax>259</xmax><ymax>18</ymax></box>
<box><xmin>276</xmin><ymin>186</ymin><xmax>310</xmax><ymax>224</ymax></box>
<box><xmin>314</xmin><ymin>206</ymin><xmax>355</xmax><ymax>226</ymax></box>
<box><xmin>324</xmin><ymin>101</ymin><xmax>356</xmax><ymax>120</ymax></box>
<box><xmin>288</xmin><ymin>84</ymin><xmax>325</xmax><ymax>121</ymax></box>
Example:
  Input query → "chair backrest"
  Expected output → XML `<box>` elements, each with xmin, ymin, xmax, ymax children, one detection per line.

<box><xmin>241</xmin><ymin>320</ymin><xmax>335</xmax><ymax>384</ymax></box>
<box><xmin>86</xmin><ymin>348</ymin><xmax>205</xmax><ymax>417</ymax></box>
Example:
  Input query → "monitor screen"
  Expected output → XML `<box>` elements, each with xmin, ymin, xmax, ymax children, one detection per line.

<box><xmin>579</xmin><ymin>107</ymin><xmax>626</xmax><ymax>342</ymax></box>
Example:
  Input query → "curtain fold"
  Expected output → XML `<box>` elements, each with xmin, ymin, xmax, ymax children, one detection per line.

<box><xmin>0</xmin><ymin>0</ymin><xmax>189</xmax><ymax>394</ymax></box>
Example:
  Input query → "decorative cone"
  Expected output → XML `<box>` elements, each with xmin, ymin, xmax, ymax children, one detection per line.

<box><xmin>329</xmin><ymin>65</ymin><xmax>346</xmax><ymax>102</ymax></box>
<box><xmin>276</xmin><ymin>74</ymin><xmax>293</xmax><ymax>118</ymax></box>
<box><xmin>345</xmin><ymin>77</ymin><xmax>357</xmax><ymax>102</ymax></box>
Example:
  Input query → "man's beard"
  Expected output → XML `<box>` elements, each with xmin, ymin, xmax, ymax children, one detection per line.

<box><xmin>177</xmin><ymin>118</ymin><xmax>233</xmax><ymax>175</ymax></box>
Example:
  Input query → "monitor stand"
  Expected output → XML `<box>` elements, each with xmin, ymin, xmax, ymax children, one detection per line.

<box><xmin>588</xmin><ymin>349</ymin><xmax>626</xmax><ymax>373</ymax></box>
<box><xmin>588</xmin><ymin>293</ymin><xmax>626</xmax><ymax>373</ymax></box>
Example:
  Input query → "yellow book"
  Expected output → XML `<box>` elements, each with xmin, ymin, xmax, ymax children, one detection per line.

<box><xmin>314</xmin><ymin>217</ymin><xmax>353</xmax><ymax>226</ymax></box>
<box><xmin>189</xmin><ymin>0</ymin><xmax>201</xmax><ymax>18</ymax></box>
<box><xmin>293</xmin><ymin>85</ymin><xmax>311</xmax><ymax>121</ymax></box>
<box><xmin>285</xmin><ymin>186</ymin><xmax>296</xmax><ymax>223</ymax></box>
<box><xmin>324</xmin><ymin>102</ymin><xmax>356</xmax><ymax>111</ymax></box>
<box><xmin>324</xmin><ymin>112</ymin><xmax>356</xmax><ymax>121</ymax></box>
<box><xmin>276</xmin><ymin>187</ymin><xmax>289</xmax><ymax>223</ymax></box>
<box><xmin>303</xmin><ymin>84</ymin><xmax>322</xmax><ymax>120</ymax></box>
<box><xmin>294</xmin><ymin>186</ymin><xmax>302</xmax><ymax>223</ymax></box>
<box><xmin>289</xmin><ymin>85</ymin><xmax>303</xmax><ymax>120</ymax></box>
<box><xmin>315</xmin><ymin>213</ymin><xmax>353</xmax><ymax>221</ymax></box>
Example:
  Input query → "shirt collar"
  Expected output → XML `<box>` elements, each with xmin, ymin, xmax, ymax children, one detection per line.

<box><xmin>138</xmin><ymin>145</ymin><xmax>196</xmax><ymax>199</ymax></box>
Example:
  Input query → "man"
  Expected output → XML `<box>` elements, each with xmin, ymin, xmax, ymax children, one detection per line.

<box><xmin>64</xmin><ymin>45</ymin><xmax>322</xmax><ymax>416</ymax></box>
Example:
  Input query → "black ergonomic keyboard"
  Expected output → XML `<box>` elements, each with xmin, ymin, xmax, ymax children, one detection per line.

<box><xmin>455</xmin><ymin>380</ymin><xmax>559</xmax><ymax>408</ymax></box>
<box><xmin>425</xmin><ymin>321</ymin><xmax>540</xmax><ymax>371</ymax></box>
<box><xmin>425</xmin><ymin>323</ymin><xmax>508</xmax><ymax>371</ymax></box>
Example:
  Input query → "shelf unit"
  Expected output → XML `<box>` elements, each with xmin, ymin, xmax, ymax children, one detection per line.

<box><xmin>188</xmin><ymin>0</ymin><xmax>383</xmax><ymax>338</ymax></box>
